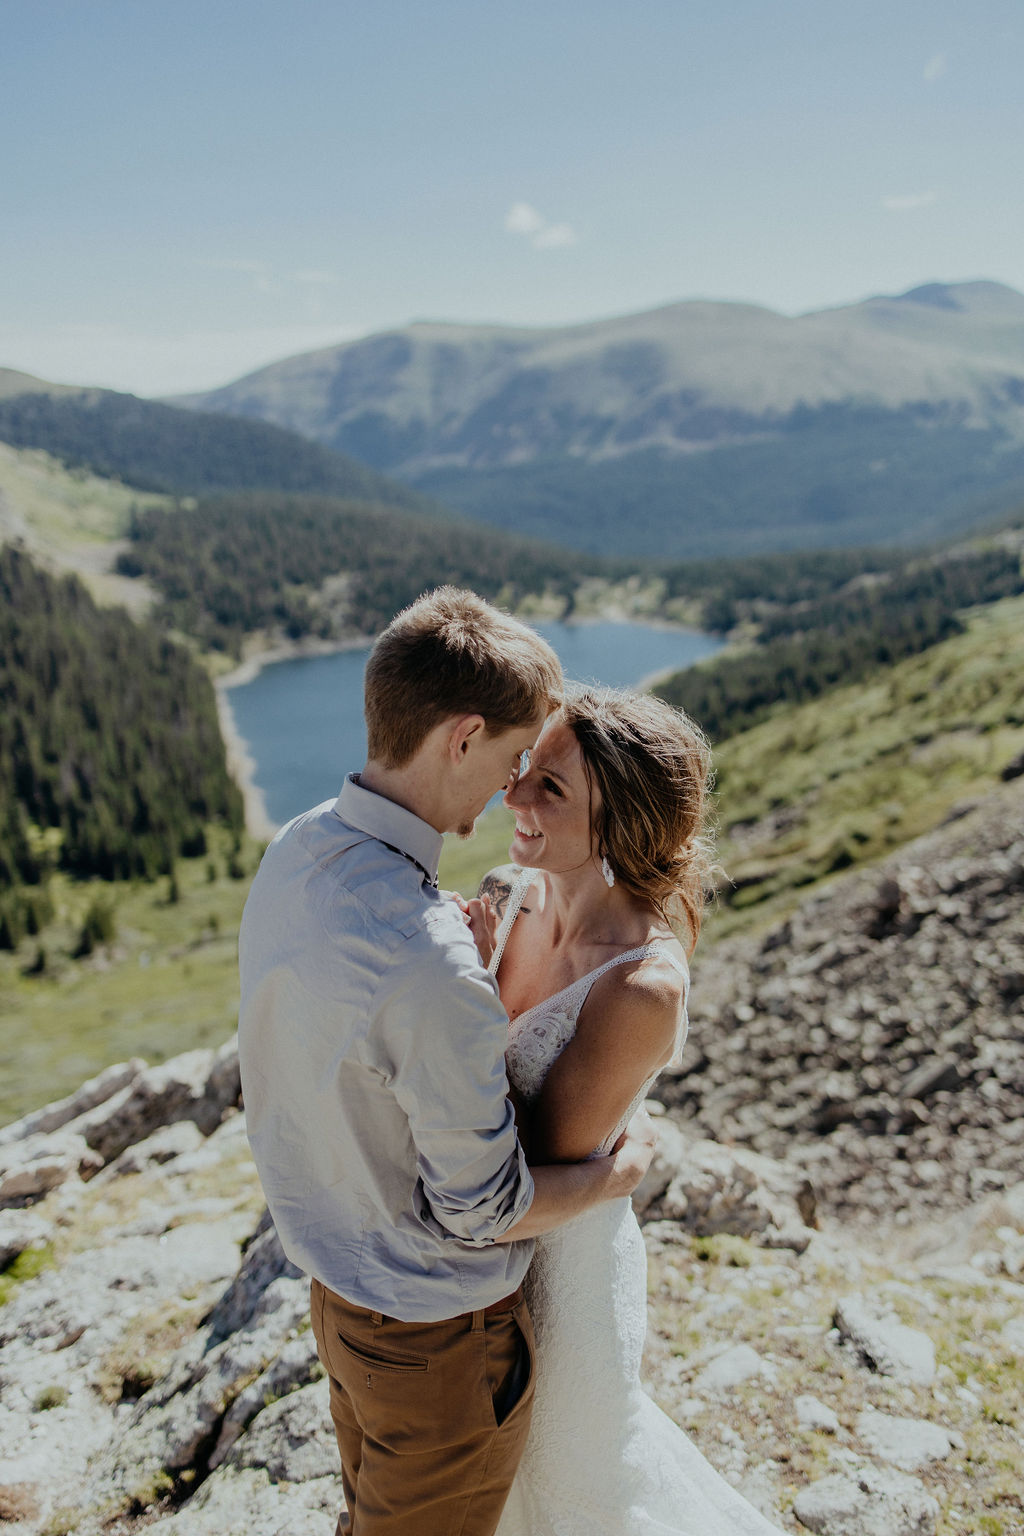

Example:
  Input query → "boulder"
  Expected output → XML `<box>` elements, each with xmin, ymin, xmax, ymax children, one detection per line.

<box><xmin>855</xmin><ymin>1407</ymin><xmax>953</xmax><ymax>1471</ymax></box>
<box><xmin>106</xmin><ymin>1120</ymin><xmax>206</xmax><ymax>1177</ymax></box>
<box><xmin>205</xmin><ymin>1210</ymin><xmax>304</xmax><ymax>1345</ymax></box>
<box><xmin>796</xmin><ymin>1394</ymin><xmax>841</xmax><ymax>1434</ymax></box>
<box><xmin>832</xmin><ymin>1296</ymin><xmax>936</xmax><ymax>1385</ymax></box>
<box><xmin>639</xmin><ymin>1132</ymin><xmax>816</xmax><ymax>1250</ymax></box>
<box><xmin>693</xmin><ymin>1343</ymin><xmax>767</xmax><ymax>1393</ymax></box>
<box><xmin>224</xmin><ymin>1377</ymin><xmax>336</xmax><ymax>1481</ymax></box>
<box><xmin>0</xmin><ymin>1058</ymin><xmax>145</xmax><ymax>1147</ymax></box>
<box><xmin>0</xmin><ymin>1208</ymin><xmax>52</xmax><ymax>1268</ymax></box>
<box><xmin>64</xmin><ymin>1049</ymin><xmax>225</xmax><ymax>1164</ymax></box>
<box><xmin>0</xmin><ymin>1129</ymin><xmax>103</xmax><ymax>1208</ymax></box>
<box><xmin>142</xmin><ymin>1465</ymin><xmax>342</xmax><ymax>1536</ymax></box>
<box><xmin>793</xmin><ymin>1463</ymin><xmax>939</xmax><ymax>1536</ymax></box>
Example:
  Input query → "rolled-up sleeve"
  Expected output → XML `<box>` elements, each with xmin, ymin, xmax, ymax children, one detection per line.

<box><xmin>377</xmin><ymin>917</ymin><xmax>535</xmax><ymax>1246</ymax></box>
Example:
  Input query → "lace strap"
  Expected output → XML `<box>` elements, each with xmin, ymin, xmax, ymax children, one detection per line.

<box><xmin>487</xmin><ymin>867</ymin><xmax>537</xmax><ymax>976</ymax></box>
<box><xmin>560</xmin><ymin>942</ymin><xmax>678</xmax><ymax>1012</ymax></box>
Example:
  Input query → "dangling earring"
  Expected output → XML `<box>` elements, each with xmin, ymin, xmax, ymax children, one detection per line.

<box><xmin>600</xmin><ymin>853</ymin><xmax>615</xmax><ymax>888</ymax></box>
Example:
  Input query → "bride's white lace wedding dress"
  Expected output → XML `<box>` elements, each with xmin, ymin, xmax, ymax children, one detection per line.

<box><xmin>491</xmin><ymin>870</ymin><xmax>786</xmax><ymax>1536</ymax></box>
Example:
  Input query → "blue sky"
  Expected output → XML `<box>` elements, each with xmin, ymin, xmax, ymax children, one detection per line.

<box><xmin>4</xmin><ymin>0</ymin><xmax>1023</xmax><ymax>395</ymax></box>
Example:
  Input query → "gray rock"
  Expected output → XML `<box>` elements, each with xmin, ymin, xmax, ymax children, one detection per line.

<box><xmin>209</xmin><ymin>1329</ymin><xmax>322</xmax><ymax>1469</ymax></box>
<box><xmin>100</xmin><ymin>1274</ymin><xmax>312</xmax><ymax>1501</ymax></box>
<box><xmin>855</xmin><ymin>1407</ymin><xmax>953</xmax><ymax>1471</ymax></box>
<box><xmin>64</xmin><ymin>1048</ymin><xmax>224</xmax><ymax>1164</ymax></box>
<box><xmin>204</xmin><ymin>1037</ymin><xmax>242</xmax><ymax>1117</ymax></box>
<box><xmin>143</xmin><ymin>1465</ymin><xmax>342</xmax><ymax>1536</ymax></box>
<box><xmin>793</xmin><ymin>1463</ymin><xmax>939</xmax><ymax>1536</ymax></box>
<box><xmin>693</xmin><ymin>1343</ymin><xmax>766</xmax><ymax>1393</ymax></box>
<box><xmin>106</xmin><ymin>1120</ymin><xmax>206</xmax><ymax>1176</ymax></box>
<box><xmin>632</xmin><ymin>1113</ymin><xmax>689</xmax><ymax>1213</ymax></box>
<box><xmin>0</xmin><ymin>1058</ymin><xmax>145</xmax><ymax>1147</ymax></box>
<box><xmin>796</xmin><ymin>1394</ymin><xmax>840</xmax><ymax>1433</ymax></box>
<box><xmin>0</xmin><ymin>1208</ymin><xmax>52</xmax><ymax>1268</ymax></box>
<box><xmin>205</xmin><ymin>1210</ymin><xmax>304</xmax><ymax>1344</ymax></box>
<box><xmin>0</xmin><ymin>1130</ymin><xmax>104</xmax><ymax>1208</ymax></box>
<box><xmin>225</xmin><ymin>1377</ymin><xmax>336</xmax><ymax>1481</ymax></box>
<box><xmin>646</xmin><ymin>1136</ymin><xmax>816</xmax><ymax>1250</ymax></box>
<box><xmin>1001</xmin><ymin>1317</ymin><xmax>1024</xmax><ymax>1354</ymax></box>
<box><xmin>833</xmin><ymin>1296</ymin><xmax>936</xmax><ymax>1385</ymax></box>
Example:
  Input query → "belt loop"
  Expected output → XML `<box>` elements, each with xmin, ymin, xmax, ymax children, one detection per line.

<box><xmin>370</xmin><ymin>1310</ymin><xmax>383</xmax><ymax>1327</ymax></box>
<box><xmin>470</xmin><ymin>1309</ymin><xmax>485</xmax><ymax>1332</ymax></box>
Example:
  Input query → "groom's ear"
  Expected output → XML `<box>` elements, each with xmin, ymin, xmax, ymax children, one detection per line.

<box><xmin>444</xmin><ymin>714</ymin><xmax>486</xmax><ymax>762</ymax></box>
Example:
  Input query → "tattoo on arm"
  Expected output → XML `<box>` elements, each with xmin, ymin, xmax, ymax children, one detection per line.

<box><xmin>478</xmin><ymin>864</ymin><xmax>528</xmax><ymax>921</ymax></box>
<box><xmin>479</xmin><ymin>872</ymin><xmax>512</xmax><ymax>920</ymax></box>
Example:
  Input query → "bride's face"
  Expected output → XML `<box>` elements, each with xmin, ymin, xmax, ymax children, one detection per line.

<box><xmin>503</xmin><ymin>719</ymin><xmax>600</xmax><ymax>875</ymax></box>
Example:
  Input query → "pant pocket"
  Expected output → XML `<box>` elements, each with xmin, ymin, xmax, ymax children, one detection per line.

<box><xmin>486</xmin><ymin>1304</ymin><xmax>536</xmax><ymax>1427</ymax></box>
<box><xmin>334</xmin><ymin>1330</ymin><xmax>429</xmax><ymax>1374</ymax></box>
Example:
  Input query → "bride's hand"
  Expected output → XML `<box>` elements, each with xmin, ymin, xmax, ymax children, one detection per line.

<box><xmin>444</xmin><ymin>890</ymin><xmax>499</xmax><ymax>965</ymax></box>
<box><xmin>608</xmin><ymin>1108</ymin><xmax>657</xmax><ymax>1195</ymax></box>
<box><xmin>464</xmin><ymin>893</ymin><xmax>499</xmax><ymax>966</ymax></box>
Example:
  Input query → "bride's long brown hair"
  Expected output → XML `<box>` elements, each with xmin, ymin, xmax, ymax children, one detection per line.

<box><xmin>559</xmin><ymin>686</ymin><xmax>716</xmax><ymax>952</ymax></box>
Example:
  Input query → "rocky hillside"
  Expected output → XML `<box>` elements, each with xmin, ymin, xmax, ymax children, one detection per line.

<box><xmin>663</xmin><ymin>771</ymin><xmax>1024</xmax><ymax>1230</ymax></box>
<box><xmin>1</xmin><ymin>775</ymin><xmax>1022</xmax><ymax>1536</ymax></box>
<box><xmin>176</xmin><ymin>282</ymin><xmax>1024</xmax><ymax>558</ymax></box>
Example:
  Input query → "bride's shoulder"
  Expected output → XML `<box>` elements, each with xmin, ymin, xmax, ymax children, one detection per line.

<box><xmin>597</xmin><ymin>940</ymin><xmax>689</xmax><ymax>1020</ymax></box>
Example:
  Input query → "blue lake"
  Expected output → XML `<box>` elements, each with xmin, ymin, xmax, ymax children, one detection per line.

<box><xmin>226</xmin><ymin>620</ymin><xmax>724</xmax><ymax>828</ymax></box>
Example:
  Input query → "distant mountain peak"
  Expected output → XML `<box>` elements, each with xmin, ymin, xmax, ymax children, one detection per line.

<box><xmin>901</xmin><ymin>283</ymin><xmax>965</xmax><ymax>310</ymax></box>
<box><xmin>884</xmin><ymin>279</ymin><xmax>1024</xmax><ymax>314</ymax></box>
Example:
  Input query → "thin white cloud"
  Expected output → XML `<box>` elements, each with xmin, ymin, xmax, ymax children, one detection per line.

<box><xmin>923</xmin><ymin>52</ymin><xmax>947</xmax><ymax>82</ymax></box>
<box><xmin>293</xmin><ymin>269</ymin><xmax>339</xmax><ymax>286</ymax></box>
<box><xmin>533</xmin><ymin>223</ymin><xmax>577</xmax><ymax>250</ymax></box>
<box><xmin>882</xmin><ymin>190</ymin><xmax>939</xmax><ymax>212</ymax></box>
<box><xmin>504</xmin><ymin>201</ymin><xmax>577</xmax><ymax>250</ymax></box>
<box><xmin>505</xmin><ymin>201</ymin><xmax>546</xmax><ymax>235</ymax></box>
<box><xmin>195</xmin><ymin>258</ymin><xmax>340</xmax><ymax>294</ymax></box>
<box><xmin>197</xmin><ymin>257</ymin><xmax>271</xmax><ymax>275</ymax></box>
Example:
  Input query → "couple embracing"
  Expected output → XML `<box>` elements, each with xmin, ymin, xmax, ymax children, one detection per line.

<box><xmin>239</xmin><ymin>588</ymin><xmax>785</xmax><ymax>1535</ymax></box>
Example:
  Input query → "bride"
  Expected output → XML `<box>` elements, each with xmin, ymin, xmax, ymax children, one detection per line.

<box><xmin>472</xmin><ymin>686</ymin><xmax>787</xmax><ymax>1536</ymax></box>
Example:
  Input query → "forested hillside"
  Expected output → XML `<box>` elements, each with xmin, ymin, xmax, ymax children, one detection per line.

<box><xmin>0</xmin><ymin>389</ymin><xmax>432</xmax><ymax>509</ymax></box>
<box><xmin>412</xmin><ymin>414</ymin><xmax>1024</xmax><ymax>559</ymax></box>
<box><xmin>0</xmin><ymin>546</ymin><xmax>243</xmax><ymax>945</ymax></box>
<box><xmin>656</xmin><ymin>527</ymin><xmax>1024</xmax><ymax>740</ymax></box>
<box><xmin>115</xmin><ymin>491</ymin><xmax>602</xmax><ymax>653</ymax></box>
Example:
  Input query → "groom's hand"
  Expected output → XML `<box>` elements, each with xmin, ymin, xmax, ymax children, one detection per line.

<box><xmin>607</xmin><ymin>1108</ymin><xmax>658</xmax><ymax>1196</ymax></box>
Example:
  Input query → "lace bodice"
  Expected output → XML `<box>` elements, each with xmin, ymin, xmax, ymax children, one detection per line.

<box><xmin>489</xmin><ymin>869</ymin><xmax>689</xmax><ymax>1155</ymax></box>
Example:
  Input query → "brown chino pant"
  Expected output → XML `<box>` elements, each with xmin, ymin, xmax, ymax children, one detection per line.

<box><xmin>311</xmin><ymin>1278</ymin><xmax>536</xmax><ymax>1536</ymax></box>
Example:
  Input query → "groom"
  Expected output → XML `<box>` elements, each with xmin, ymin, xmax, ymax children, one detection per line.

<box><xmin>238</xmin><ymin>587</ymin><xmax>656</xmax><ymax>1536</ymax></box>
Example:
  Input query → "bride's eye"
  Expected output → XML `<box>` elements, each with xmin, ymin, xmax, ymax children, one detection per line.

<box><xmin>543</xmin><ymin>776</ymin><xmax>562</xmax><ymax>797</ymax></box>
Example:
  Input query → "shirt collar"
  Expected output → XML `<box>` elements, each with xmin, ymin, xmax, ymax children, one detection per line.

<box><xmin>334</xmin><ymin>773</ymin><xmax>443</xmax><ymax>888</ymax></box>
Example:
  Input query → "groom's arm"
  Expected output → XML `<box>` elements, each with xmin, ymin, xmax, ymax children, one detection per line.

<box><xmin>492</xmin><ymin>1111</ymin><xmax>658</xmax><ymax>1243</ymax></box>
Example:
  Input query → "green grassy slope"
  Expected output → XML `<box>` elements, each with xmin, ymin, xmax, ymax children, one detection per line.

<box><xmin>0</xmin><ymin>837</ymin><xmax>259</xmax><ymax>1126</ymax></box>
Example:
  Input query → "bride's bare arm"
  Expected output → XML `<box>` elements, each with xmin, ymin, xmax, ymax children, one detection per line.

<box><xmin>493</xmin><ymin>1109</ymin><xmax>658</xmax><ymax>1241</ymax></box>
<box><xmin>530</xmin><ymin>957</ymin><xmax>685</xmax><ymax>1164</ymax></box>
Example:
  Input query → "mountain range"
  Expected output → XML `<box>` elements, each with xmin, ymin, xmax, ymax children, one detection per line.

<box><xmin>176</xmin><ymin>280</ymin><xmax>1024</xmax><ymax>559</ymax></box>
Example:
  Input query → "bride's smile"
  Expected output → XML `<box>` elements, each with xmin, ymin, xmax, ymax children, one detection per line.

<box><xmin>503</xmin><ymin>720</ymin><xmax>601</xmax><ymax>877</ymax></box>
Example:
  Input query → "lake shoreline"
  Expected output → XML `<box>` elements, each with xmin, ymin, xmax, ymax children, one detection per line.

<box><xmin>215</xmin><ymin>632</ymin><xmax>377</xmax><ymax>839</ymax></box>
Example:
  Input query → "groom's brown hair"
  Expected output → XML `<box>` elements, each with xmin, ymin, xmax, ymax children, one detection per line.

<box><xmin>365</xmin><ymin>587</ymin><xmax>562</xmax><ymax>768</ymax></box>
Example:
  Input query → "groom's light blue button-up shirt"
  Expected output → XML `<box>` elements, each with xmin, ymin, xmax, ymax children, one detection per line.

<box><xmin>238</xmin><ymin>774</ymin><xmax>535</xmax><ymax>1322</ymax></box>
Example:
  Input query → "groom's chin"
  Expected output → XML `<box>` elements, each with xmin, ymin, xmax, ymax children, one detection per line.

<box><xmin>455</xmin><ymin>820</ymin><xmax>477</xmax><ymax>841</ymax></box>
